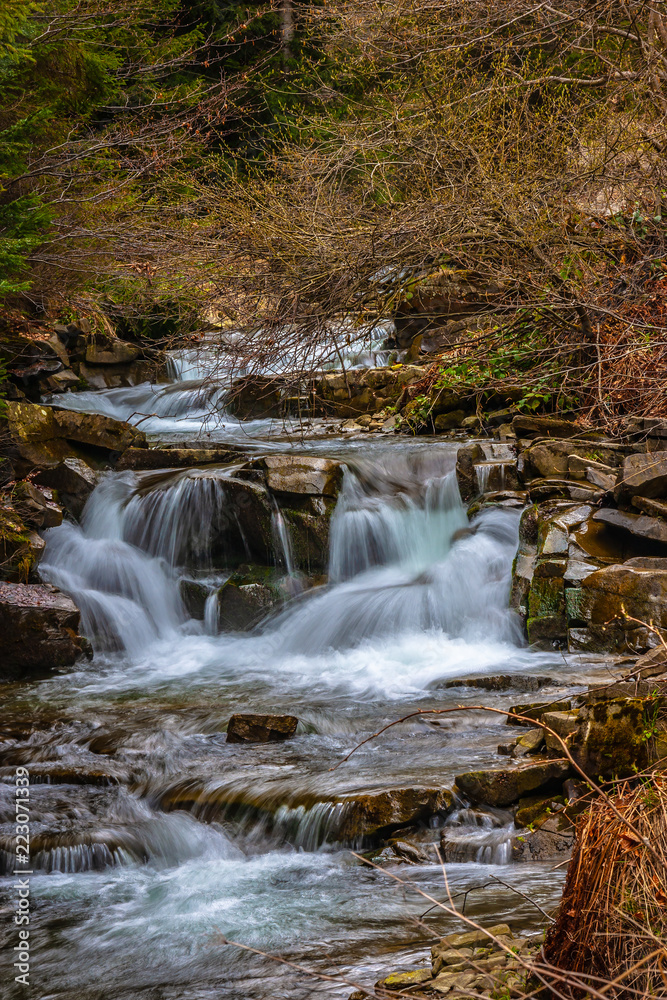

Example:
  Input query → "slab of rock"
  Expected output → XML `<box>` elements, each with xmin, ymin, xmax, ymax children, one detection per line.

<box><xmin>634</xmin><ymin>646</ymin><xmax>667</xmax><ymax>678</ymax></box>
<box><xmin>455</xmin><ymin>761</ymin><xmax>570</xmax><ymax>807</ymax></box>
<box><xmin>528</xmin><ymin>479</ymin><xmax>602</xmax><ymax>503</ymax></box>
<box><xmin>0</xmin><ymin>582</ymin><xmax>87</xmax><ymax>676</ymax></box>
<box><xmin>84</xmin><ymin>331</ymin><xmax>140</xmax><ymax>365</ymax></box>
<box><xmin>507</xmin><ymin>699</ymin><xmax>572</xmax><ymax>726</ymax></box>
<box><xmin>53</xmin><ymin>409</ymin><xmax>146</xmax><ymax>452</ymax></box>
<box><xmin>116</xmin><ymin>447</ymin><xmax>237</xmax><ymax>470</ymax></box>
<box><xmin>568</xmin><ymin>454</ymin><xmax>617</xmax><ymax>490</ymax></box>
<box><xmin>262</xmin><ymin>456</ymin><xmax>343</xmax><ymax>497</ymax></box>
<box><xmin>592</xmin><ymin>508</ymin><xmax>667</xmax><ymax>546</ymax></box>
<box><xmin>376</xmin><ymin>968</ymin><xmax>432</xmax><ymax>990</ymax></box>
<box><xmin>614</xmin><ymin>450</ymin><xmax>667</xmax><ymax>504</ymax></box>
<box><xmin>34</xmin><ymin>458</ymin><xmax>98</xmax><ymax>519</ymax></box>
<box><xmin>226</xmin><ymin>713</ymin><xmax>298</xmax><ymax>744</ymax></box>
<box><xmin>512</xmin><ymin>415</ymin><xmax>580</xmax><ymax>439</ymax></box>
<box><xmin>336</xmin><ymin>787</ymin><xmax>454</xmax><ymax>841</ymax></box>
<box><xmin>45</xmin><ymin>370</ymin><xmax>80</xmax><ymax>393</ymax></box>
<box><xmin>632</xmin><ymin>495</ymin><xmax>667</xmax><ymax>519</ymax></box>
<box><xmin>523</xmin><ymin>439</ymin><xmax>627</xmax><ymax>480</ymax></box>
<box><xmin>5</xmin><ymin>400</ymin><xmax>145</xmax><ymax>471</ymax></box>
<box><xmin>442</xmin><ymin>674</ymin><xmax>556</xmax><ymax>693</ymax></box>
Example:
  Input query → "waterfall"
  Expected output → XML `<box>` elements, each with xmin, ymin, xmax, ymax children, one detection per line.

<box><xmin>271</xmin><ymin>505</ymin><xmax>296</xmax><ymax>577</ymax></box>
<box><xmin>272</xmin><ymin>459</ymin><xmax>522</xmax><ymax>654</ymax></box>
<box><xmin>440</xmin><ymin>807</ymin><xmax>515</xmax><ymax>865</ymax></box>
<box><xmin>121</xmin><ymin>470</ymin><xmax>234</xmax><ymax>570</ymax></box>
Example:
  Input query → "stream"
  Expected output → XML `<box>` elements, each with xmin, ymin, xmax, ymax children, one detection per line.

<box><xmin>0</xmin><ymin>348</ymin><xmax>614</xmax><ymax>999</ymax></box>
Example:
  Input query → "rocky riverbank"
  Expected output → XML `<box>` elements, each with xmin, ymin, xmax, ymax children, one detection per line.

<box><xmin>2</xmin><ymin>325</ymin><xmax>667</xmax><ymax>998</ymax></box>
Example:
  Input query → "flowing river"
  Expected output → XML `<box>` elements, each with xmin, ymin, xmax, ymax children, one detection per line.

<box><xmin>0</xmin><ymin>348</ymin><xmax>610</xmax><ymax>999</ymax></box>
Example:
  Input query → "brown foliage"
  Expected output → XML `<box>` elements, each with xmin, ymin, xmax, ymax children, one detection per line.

<box><xmin>543</xmin><ymin>775</ymin><xmax>667</xmax><ymax>998</ymax></box>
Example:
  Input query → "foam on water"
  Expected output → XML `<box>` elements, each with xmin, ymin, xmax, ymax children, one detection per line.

<box><xmin>15</xmin><ymin>353</ymin><xmax>572</xmax><ymax>1000</ymax></box>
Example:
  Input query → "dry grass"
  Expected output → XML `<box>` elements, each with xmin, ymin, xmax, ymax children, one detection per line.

<box><xmin>542</xmin><ymin>774</ymin><xmax>667</xmax><ymax>999</ymax></box>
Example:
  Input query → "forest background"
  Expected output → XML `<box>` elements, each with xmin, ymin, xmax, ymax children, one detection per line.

<box><xmin>2</xmin><ymin>0</ymin><xmax>667</xmax><ymax>422</ymax></box>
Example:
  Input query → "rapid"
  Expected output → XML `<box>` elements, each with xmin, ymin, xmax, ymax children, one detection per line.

<box><xmin>0</xmin><ymin>344</ymin><xmax>607</xmax><ymax>999</ymax></box>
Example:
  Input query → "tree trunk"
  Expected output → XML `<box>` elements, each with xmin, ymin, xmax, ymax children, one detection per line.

<box><xmin>280</xmin><ymin>0</ymin><xmax>293</xmax><ymax>60</ymax></box>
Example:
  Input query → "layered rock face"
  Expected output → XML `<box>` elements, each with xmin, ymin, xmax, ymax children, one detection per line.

<box><xmin>4</xmin><ymin>400</ymin><xmax>146</xmax><ymax>477</ymax></box>
<box><xmin>449</xmin><ymin>413</ymin><xmax>667</xmax><ymax>654</ymax></box>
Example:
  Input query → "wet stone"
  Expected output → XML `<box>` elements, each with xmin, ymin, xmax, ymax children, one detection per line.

<box><xmin>512</xmin><ymin>727</ymin><xmax>544</xmax><ymax>757</ymax></box>
<box><xmin>442</xmin><ymin>674</ymin><xmax>556</xmax><ymax>693</ymax></box>
<box><xmin>506</xmin><ymin>699</ymin><xmax>572</xmax><ymax>726</ymax></box>
<box><xmin>455</xmin><ymin>760</ymin><xmax>570</xmax><ymax>807</ymax></box>
<box><xmin>0</xmin><ymin>582</ymin><xmax>88</xmax><ymax>677</ymax></box>
<box><xmin>336</xmin><ymin>787</ymin><xmax>454</xmax><ymax>842</ymax></box>
<box><xmin>512</xmin><ymin>815</ymin><xmax>574</xmax><ymax>861</ymax></box>
<box><xmin>226</xmin><ymin>713</ymin><xmax>299</xmax><ymax>744</ymax></box>
<box><xmin>376</xmin><ymin>968</ymin><xmax>432</xmax><ymax>990</ymax></box>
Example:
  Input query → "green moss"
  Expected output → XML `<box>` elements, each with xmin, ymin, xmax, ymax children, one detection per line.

<box><xmin>528</xmin><ymin>576</ymin><xmax>565</xmax><ymax>618</ymax></box>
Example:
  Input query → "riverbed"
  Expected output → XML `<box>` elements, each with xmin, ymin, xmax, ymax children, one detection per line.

<box><xmin>0</xmin><ymin>353</ymin><xmax>616</xmax><ymax>999</ymax></box>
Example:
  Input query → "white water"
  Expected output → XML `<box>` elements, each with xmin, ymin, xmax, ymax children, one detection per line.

<box><xmin>0</xmin><ymin>349</ymin><xmax>594</xmax><ymax>999</ymax></box>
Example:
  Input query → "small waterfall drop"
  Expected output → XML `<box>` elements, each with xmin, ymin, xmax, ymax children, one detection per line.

<box><xmin>441</xmin><ymin>807</ymin><xmax>515</xmax><ymax>865</ymax></box>
<box><xmin>273</xmin><ymin>456</ymin><xmax>522</xmax><ymax>655</ymax></box>
<box><xmin>40</xmin><ymin>508</ymin><xmax>186</xmax><ymax>655</ymax></box>
<box><xmin>271</xmin><ymin>505</ymin><xmax>296</xmax><ymax>578</ymax></box>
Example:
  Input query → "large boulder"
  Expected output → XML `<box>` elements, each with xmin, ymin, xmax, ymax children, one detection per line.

<box><xmin>215</xmin><ymin>578</ymin><xmax>278</xmax><ymax>631</ymax></box>
<box><xmin>577</xmin><ymin>560</ymin><xmax>667</xmax><ymax>651</ymax></box>
<box><xmin>0</xmin><ymin>582</ymin><xmax>88</xmax><ymax>677</ymax></box>
<box><xmin>262</xmin><ymin>456</ymin><xmax>343</xmax><ymax>497</ymax></box>
<box><xmin>84</xmin><ymin>331</ymin><xmax>140</xmax><ymax>365</ymax></box>
<box><xmin>570</xmin><ymin>696</ymin><xmax>658</xmax><ymax>778</ymax></box>
<box><xmin>614</xmin><ymin>450</ymin><xmax>667</xmax><ymax>504</ymax></box>
<box><xmin>4</xmin><ymin>400</ymin><xmax>145</xmax><ymax>473</ymax></box>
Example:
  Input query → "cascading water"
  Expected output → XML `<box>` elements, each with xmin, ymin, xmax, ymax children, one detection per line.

<box><xmin>272</xmin><ymin>461</ymin><xmax>522</xmax><ymax>655</ymax></box>
<box><xmin>441</xmin><ymin>806</ymin><xmax>515</xmax><ymax>865</ymax></box>
<box><xmin>2</xmin><ymin>369</ymin><xmax>597</xmax><ymax>999</ymax></box>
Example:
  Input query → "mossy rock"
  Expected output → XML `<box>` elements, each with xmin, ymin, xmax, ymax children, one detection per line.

<box><xmin>515</xmin><ymin>794</ymin><xmax>565</xmax><ymax>828</ymax></box>
<box><xmin>571</xmin><ymin>696</ymin><xmax>662</xmax><ymax>778</ymax></box>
